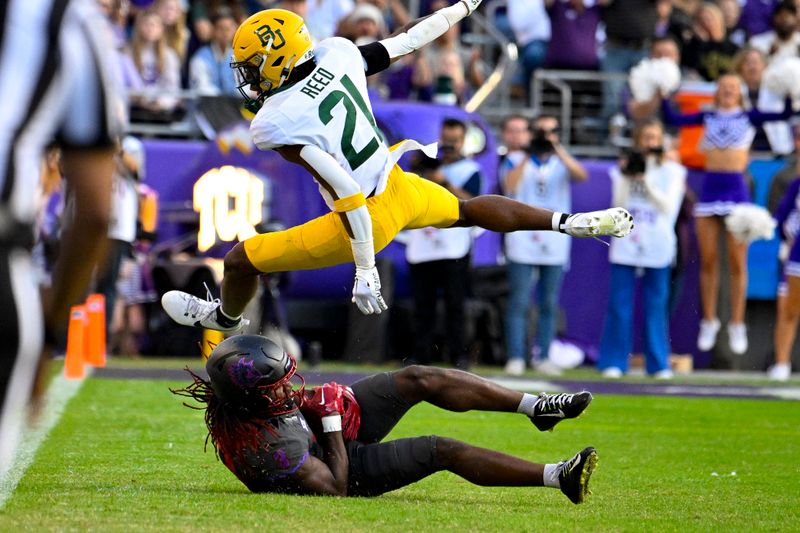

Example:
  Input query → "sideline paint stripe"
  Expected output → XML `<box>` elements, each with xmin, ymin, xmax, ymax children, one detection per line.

<box><xmin>0</xmin><ymin>371</ymin><xmax>88</xmax><ymax>509</ymax></box>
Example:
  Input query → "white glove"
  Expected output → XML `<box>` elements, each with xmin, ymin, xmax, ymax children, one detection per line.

<box><xmin>460</xmin><ymin>0</ymin><xmax>483</xmax><ymax>14</ymax></box>
<box><xmin>352</xmin><ymin>267</ymin><xmax>388</xmax><ymax>315</ymax></box>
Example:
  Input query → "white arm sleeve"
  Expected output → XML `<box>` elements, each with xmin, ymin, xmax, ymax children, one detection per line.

<box><xmin>298</xmin><ymin>145</ymin><xmax>375</xmax><ymax>268</ymax></box>
<box><xmin>379</xmin><ymin>2</ymin><xmax>470</xmax><ymax>59</ymax></box>
<box><xmin>299</xmin><ymin>145</ymin><xmax>362</xmax><ymax>199</ymax></box>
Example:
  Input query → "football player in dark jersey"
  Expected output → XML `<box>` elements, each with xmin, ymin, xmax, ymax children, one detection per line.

<box><xmin>172</xmin><ymin>335</ymin><xmax>597</xmax><ymax>503</ymax></box>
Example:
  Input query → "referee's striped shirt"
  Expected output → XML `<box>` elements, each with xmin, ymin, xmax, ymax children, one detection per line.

<box><xmin>0</xmin><ymin>0</ymin><xmax>125</xmax><ymax>234</ymax></box>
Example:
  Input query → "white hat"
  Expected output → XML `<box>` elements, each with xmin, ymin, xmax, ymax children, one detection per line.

<box><xmin>350</xmin><ymin>3</ymin><xmax>384</xmax><ymax>27</ymax></box>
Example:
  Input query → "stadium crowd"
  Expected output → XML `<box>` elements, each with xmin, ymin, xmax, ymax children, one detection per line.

<box><xmin>30</xmin><ymin>0</ymin><xmax>800</xmax><ymax>384</ymax></box>
<box><xmin>97</xmin><ymin>0</ymin><xmax>800</xmax><ymax>113</ymax></box>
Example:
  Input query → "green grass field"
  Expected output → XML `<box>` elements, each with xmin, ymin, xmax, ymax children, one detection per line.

<box><xmin>1</xmin><ymin>372</ymin><xmax>798</xmax><ymax>532</ymax></box>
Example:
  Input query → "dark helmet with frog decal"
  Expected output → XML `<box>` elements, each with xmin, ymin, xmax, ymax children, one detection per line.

<box><xmin>205</xmin><ymin>335</ymin><xmax>304</xmax><ymax>414</ymax></box>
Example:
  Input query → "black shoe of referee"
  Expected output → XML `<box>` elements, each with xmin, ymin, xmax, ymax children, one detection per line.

<box><xmin>529</xmin><ymin>391</ymin><xmax>593</xmax><ymax>432</ymax></box>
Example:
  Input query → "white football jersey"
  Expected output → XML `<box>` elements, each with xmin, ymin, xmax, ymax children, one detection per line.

<box><xmin>250</xmin><ymin>38</ymin><xmax>392</xmax><ymax>209</ymax></box>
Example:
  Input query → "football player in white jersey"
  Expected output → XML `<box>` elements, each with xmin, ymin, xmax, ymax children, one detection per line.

<box><xmin>162</xmin><ymin>1</ymin><xmax>634</xmax><ymax>332</ymax></box>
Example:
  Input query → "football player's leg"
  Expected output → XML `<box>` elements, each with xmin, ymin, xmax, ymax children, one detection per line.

<box><xmin>160</xmin><ymin>241</ymin><xmax>261</xmax><ymax>331</ymax></box>
<box><xmin>219</xmin><ymin>242</ymin><xmax>262</xmax><ymax>318</ymax></box>
<box><xmin>348</xmin><ymin>435</ymin><xmax>597</xmax><ymax>503</ymax></box>
<box><xmin>456</xmin><ymin>195</ymin><xmax>634</xmax><ymax>237</ymax></box>
<box><xmin>456</xmin><ymin>195</ymin><xmax>554</xmax><ymax>231</ymax></box>
<box><xmin>435</xmin><ymin>437</ymin><xmax>598</xmax><ymax>504</ymax></box>
<box><xmin>403</xmin><ymin>172</ymin><xmax>632</xmax><ymax>237</ymax></box>
<box><xmin>347</xmin><ymin>437</ymin><xmax>441</xmax><ymax>496</ymax></box>
<box><xmin>394</xmin><ymin>365</ymin><xmax>521</xmax><ymax>411</ymax></box>
<box><xmin>392</xmin><ymin>365</ymin><xmax>592</xmax><ymax>431</ymax></box>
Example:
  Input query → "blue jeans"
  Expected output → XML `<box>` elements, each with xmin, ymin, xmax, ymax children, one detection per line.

<box><xmin>600</xmin><ymin>44</ymin><xmax>648</xmax><ymax>120</ymax></box>
<box><xmin>492</xmin><ymin>11</ymin><xmax>516</xmax><ymax>43</ymax></box>
<box><xmin>505</xmin><ymin>261</ymin><xmax>564</xmax><ymax>362</ymax></box>
<box><xmin>513</xmin><ymin>39</ymin><xmax>548</xmax><ymax>88</ymax></box>
<box><xmin>598</xmin><ymin>264</ymin><xmax>671</xmax><ymax>374</ymax></box>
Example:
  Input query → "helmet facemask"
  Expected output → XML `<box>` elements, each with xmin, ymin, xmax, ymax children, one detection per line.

<box><xmin>231</xmin><ymin>53</ymin><xmax>272</xmax><ymax>114</ymax></box>
<box><xmin>249</xmin><ymin>355</ymin><xmax>306</xmax><ymax>416</ymax></box>
<box><xmin>231</xmin><ymin>50</ymin><xmax>308</xmax><ymax>113</ymax></box>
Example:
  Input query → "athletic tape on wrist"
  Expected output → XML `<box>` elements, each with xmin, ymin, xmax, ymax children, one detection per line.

<box><xmin>322</xmin><ymin>414</ymin><xmax>342</xmax><ymax>433</ymax></box>
<box><xmin>351</xmin><ymin>238</ymin><xmax>376</xmax><ymax>270</ymax></box>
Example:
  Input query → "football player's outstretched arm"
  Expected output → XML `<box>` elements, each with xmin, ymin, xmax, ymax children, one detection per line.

<box><xmin>377</xmin><ymin>0</ymin><xmax>482</xmax><ymax>63</ymax></box>
<box><xmin>286</xmin><ymin>413</ymin><xmax>349</xmax><ymax>496</ymax></box>
<box><xmin>279</xmin><ymin>144</ymin><xmax>387</xmax><ymax>315</ymax></box>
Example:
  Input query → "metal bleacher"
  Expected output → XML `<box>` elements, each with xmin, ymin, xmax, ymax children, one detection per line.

<box><xmin>475</xmin><ymin>0</ymin><xmax>627</xmax><ymax>158</ymax></box>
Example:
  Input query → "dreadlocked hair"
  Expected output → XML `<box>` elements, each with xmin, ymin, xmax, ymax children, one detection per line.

<box><xmin>170</xmin><ymin>368</ymin><xmax>279</xmax><ymax>481</ymax></box>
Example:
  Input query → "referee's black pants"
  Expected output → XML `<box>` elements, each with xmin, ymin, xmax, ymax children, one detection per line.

<box><xmin>0</xmin><ymin>245</ymin><xmax>43</xmax><ymax>474</ymax></box>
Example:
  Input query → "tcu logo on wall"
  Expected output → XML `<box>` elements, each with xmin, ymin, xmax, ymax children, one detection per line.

<box><xmin>193</xmin><ymin>166</ymin><xmax>271</xmax><ymax>252</ymax></box>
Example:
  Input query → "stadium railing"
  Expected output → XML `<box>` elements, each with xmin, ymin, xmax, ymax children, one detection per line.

<box><xmin>461</xmin><ymin>9</ymin><xmax>518</xmax><ymax>114</ymax></box>
<box><xmin>529</xmin><ymin>69</ymin><xmax>630</xmax><ymax>158</ymax></box>
<box><xmin>126</xmin><ymin>88</ymin><xmax>204</xmax><ymax>139</ymax></box>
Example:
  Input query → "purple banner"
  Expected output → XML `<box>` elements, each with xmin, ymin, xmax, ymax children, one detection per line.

<box><xmin>141</xmin><ymin>103</ymin><xmax>785</xmax><ymax>367</ymax></box>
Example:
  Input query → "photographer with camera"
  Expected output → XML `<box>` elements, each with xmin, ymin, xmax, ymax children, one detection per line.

<box><xmin>500</xmin><ymin>114</ymin><xmax>588</xmax><ymax>376</ymax></box>
<box><xmin>597</xmin><ymin>119</ymin><xmax>686</xmax><ymax>378</ymax></box>
<box><xmin>404</xmin><ymin>118</ymin><xmax>484</xmax><ymax>370</ymax></box>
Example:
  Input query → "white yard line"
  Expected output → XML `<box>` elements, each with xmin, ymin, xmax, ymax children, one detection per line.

<box><xmin>0</xmin><ymin>372</ymin><xmax>88</xmax><ymax>509</ymax></box>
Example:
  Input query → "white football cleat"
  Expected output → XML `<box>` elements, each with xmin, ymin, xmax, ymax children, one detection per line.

<box><xmin>161</xmin><ymin>289</ymin><xmax>249</xmax><ymax>332</ymax></box>
<box><xmin>563</xmin><ymin>207</ymin><xmax>634</xmax><ymax>238</ymax></box>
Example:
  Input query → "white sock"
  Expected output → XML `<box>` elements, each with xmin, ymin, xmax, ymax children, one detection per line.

<box><xmin>543</xmin><ymin>463</ymin><xmax>561</xmax><ymax>488</ymax></box>
<box><xmin>551</xmin><ymin>212</ymin><xmax>569</xmax><ymax>233</ymax></box>
<box><xmin>516</xmin><ymin>393</ymin><xmax>539</xmax><ymax>417</ymax></box>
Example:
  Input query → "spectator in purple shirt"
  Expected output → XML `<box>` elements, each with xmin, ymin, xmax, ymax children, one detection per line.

<box><xmin>740</xmin><ymin>0</ymin><xmax>779</xmax><ymax>38</ymax></box>
<box><xmin>544</xmin><ymin>0</ymin><xmax>602</xmax><ymax>70</ymax></box>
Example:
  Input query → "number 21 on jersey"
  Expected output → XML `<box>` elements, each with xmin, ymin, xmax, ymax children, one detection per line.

<box><xmin>317</xmin><ymin>75</ymin><xmax>383</xmax><ymax>171</ymax></box>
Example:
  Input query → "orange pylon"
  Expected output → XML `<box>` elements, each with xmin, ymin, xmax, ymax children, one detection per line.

<box><xmin>64</xmin><ymin>305</ymin><xmax>87</xmax><ymax>379</ymax></box>
<box><xmin>85</xmin><ymin>294</ymin><xmax>107</xmax><ymax>367</ymax></box>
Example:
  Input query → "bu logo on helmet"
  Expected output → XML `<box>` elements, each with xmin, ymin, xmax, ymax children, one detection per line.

<box><xmin>254</xmin><ymin>24</ymin><xmax>285</xmax><ymax>49</ymax></box>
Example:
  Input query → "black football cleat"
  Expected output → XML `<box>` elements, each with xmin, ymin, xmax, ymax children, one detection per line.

<box><xmin>530</xmin><ymin>391</ymin><xmax>593</xmax><ymax>432</ymax></box>
<box><xmin>558</xmin><ymin>447</ymin><xmax>598</xmax><ymax>504</ymax></box>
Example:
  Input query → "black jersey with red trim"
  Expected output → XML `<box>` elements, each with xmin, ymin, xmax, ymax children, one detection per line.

<box><xmin>220</xmin><ymin>411</ymin><xmax>322</xmax><ymax>492</ymax></box>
